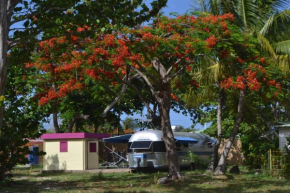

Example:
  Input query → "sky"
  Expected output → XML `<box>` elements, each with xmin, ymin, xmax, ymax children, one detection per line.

<box><xmin>45</xmin><ymin>0</ymin><xmax>208</xmax><ymax>130</ymax></box>
<box><xmin>161</xmin><ymin>0</ymin><xmax>197</xmax><ymax>15</ymax></box>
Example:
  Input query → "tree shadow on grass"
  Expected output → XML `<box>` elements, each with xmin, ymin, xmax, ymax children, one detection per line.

<box><xmin>165</xmin><ymin>174</ymin><xmax>290</xmax><ymax>193</ymax></box>
<box><xmin>2</xmin><ymin>178</ymin><xmax>113</xmax><ymax>193</ymax></box>
<box><xmin>4</xmin><ymin>169</ymin><xmax>290</xmax><ymax>193</ymax></box>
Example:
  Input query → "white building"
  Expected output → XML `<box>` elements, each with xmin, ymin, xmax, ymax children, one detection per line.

<box><xmin>276</xmin><ymin>122</ymin><xmax>290</xmax><ymax>151</ymax></box>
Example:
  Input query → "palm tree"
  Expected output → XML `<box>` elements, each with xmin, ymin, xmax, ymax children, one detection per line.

<box><xmin>183</xmin><ymin>55</ymin><xmax>225</xmax><ymax>172</ymax></box>
<box><xmin>193</xmin><ymin>0</ymin><xmax>290</xmax><ymax>175</ymax></box>
<box><xmin>201</xmin><ymin>0</ymin><xmax>290</xmax><ymax>70</ymax></box>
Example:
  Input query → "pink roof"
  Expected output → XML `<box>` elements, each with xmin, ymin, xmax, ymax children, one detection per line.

<box><xmin>41</xmin><ymin>133</ymin><xmax>110</xmax><ymax>140</ymax></box>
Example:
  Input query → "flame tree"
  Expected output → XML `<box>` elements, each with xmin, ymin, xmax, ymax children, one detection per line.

<box><xmin>27</xmin><ymin>13</ymin><xmax>283</xmax><ymax>179</ymax></box>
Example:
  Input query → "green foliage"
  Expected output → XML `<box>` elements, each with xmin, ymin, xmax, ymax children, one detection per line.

<box><xmin>0</xmin><ymin>46</ymin><xmax>47</xmax><ymax>181</ymax></box>
<box><xmin>121</xmin><ymin>117</ymin><xmax>138</xmax><ymax>130</ymax></box>
<box><xmin>184</xmin><ymin>151</ymin><xmax>208</xmax><ymax>169</ymax></box>
<box><xmin>182</xmin><ymin>126</ymin><xmax>199</xmax><ymax>133</ymax></box>
<box><xmin>240</xmin><ymin>125</ymin><xmax>277</xmax><ymax>169</ymax></box>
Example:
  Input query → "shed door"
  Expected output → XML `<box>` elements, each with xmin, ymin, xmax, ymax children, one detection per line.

<box><xmin>87</xmin><ymin>141</ymin><xmax>98</xmax><ymax>169</ymax></box>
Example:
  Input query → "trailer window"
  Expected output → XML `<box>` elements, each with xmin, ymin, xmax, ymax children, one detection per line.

<box><xmin>152</xmin><ymin>141</ymin><xmax>166</xmax><ymax>152</ymax></box>
<box><xmin>130</xmin><ymin>141</ymin><xmax>152</xmax><ymax>149</ymax></box>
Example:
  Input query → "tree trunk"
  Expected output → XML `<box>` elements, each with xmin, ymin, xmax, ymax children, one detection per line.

<box><xmin>53</xmin><ymin>113</ymin><xmax>60</xmax><ymax>133</ymax></box>
<box><xmin>214</xmin><ymin>89</ymin><xmax>246</xmax><ymax>175</ymax></box>
<box><xmin>158</xmin><ymin>82</ymin><xmax>182</xmax><ymax>180</ymax></box>
<box><xmin>66</xmin><ymin>114</ymin><xmax>89</xmax><ymax>132</ymax></box>
<box><xmin>207</xmin><ymin>89</ymin><xmax>224</xmax><ymax>173</ymax></box>
<box><xmin>0</xmin><ymin>0</ymin><xmax>9</xmax><ymax>132</ymax></box>
<box><xmin>0</xmin><ymin>0</ymin><xmax>17</xmax><ymax>133</ymax></box>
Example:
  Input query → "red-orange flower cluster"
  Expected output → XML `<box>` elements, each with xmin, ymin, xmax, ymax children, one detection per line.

<box><xmin>171</xmin><ymin>93</ymin><xmax>179</xmax><ymax>101</ymax></box>
<box><xmin>205</xmin><ymin>36</ymin><xmax>218</xmax><ymax>48</ymax></box>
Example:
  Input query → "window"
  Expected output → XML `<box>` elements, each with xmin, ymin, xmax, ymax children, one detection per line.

<box><xmin>89</xmin><ymin>142</ymin><xmax>97</xmax><ymax>152</ymax></box>
<box><xmin>60</xmin><ymin>141</ymin><xmax>68</xmax><ymax>152</ymax></box>
<box><xmin>130</xmin><ymin>141</ymin><xmax>152</xmax><ymax>149</ymax></box>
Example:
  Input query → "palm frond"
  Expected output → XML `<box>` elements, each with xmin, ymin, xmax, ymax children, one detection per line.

<box><xmin>193</xmin><ymin>57</ymin><xmax>221</xmax><ymax>85</ymax></box>
<box><xmin>184</xmin><ymin>86</ymin><xmax>217</xmax><ymax>108</ymax></box>
<box><xmin>260</xmin><ymin>14</ymin><xmax>275</xmax><ymax>36</ymax></box>
<box><xmin>275</xmin><ymin>9</ymin><xmax>290</xmax><ymax>22</ymax></box>
<box><xmin>257</xmin><ymin>32</ymin><xmax>277</xmax><ymax>58</ymax></box>
<box><xmin>273</xmin><ymin>40</ymin><xmax>290</xmax><ymax>54</ymax></box>
<box><xmin>276</xmin><ymin>54</ymin><xmax>290</xmax><ymax>75</ymax></box>
<box><xmin>236</xmin><ymin>0</ymin><xmax>260</xmax><ymax>30</ymax></box>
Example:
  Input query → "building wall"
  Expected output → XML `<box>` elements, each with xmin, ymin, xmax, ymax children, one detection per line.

<box><xmin>279</xmin><ymin>128</ymin><xmax>290</xmax><ymax>150</ymax></box>
<box><xmin>43</xmin><ymin>139</ymin><xmax>84</xmax><ymax>170</ymax></box>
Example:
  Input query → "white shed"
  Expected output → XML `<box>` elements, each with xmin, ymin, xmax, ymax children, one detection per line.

<box><xmin>276</xmin><ymin>122</ymin><xmax>290</xmax><ymax>151</ymax></box>
<box><xmin>41</xmin><ymin>133</ymin><xmax>110</xmax><ymax>171</ymax></box>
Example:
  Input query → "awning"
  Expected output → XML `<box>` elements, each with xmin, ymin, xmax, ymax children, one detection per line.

<box><xmin>174</xmin><ymin>136</ymin><xmax>198</xmax><ymax>144</ymax></box>
<box><xmin>103</xmin><ymin>134</ymin><xmax>132</xmax><ymax>143</ymax></box>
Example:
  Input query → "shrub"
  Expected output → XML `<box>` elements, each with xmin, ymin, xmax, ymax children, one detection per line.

<box><xmin>184</xmin><ymin>151</ymin><xmax>208</xmax><ymax>170</ymax></box>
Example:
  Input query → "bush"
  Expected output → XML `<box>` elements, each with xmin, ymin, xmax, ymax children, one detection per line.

<box><xmin>241</xmin><ymin>129</ymin><xmax>277</xmax><ymax>170</ymax></box>
<box><xmin>184</xmin><ymin>151</ymin><xmax>208</xmax><ymax>170</ymax></box>
<box><xmin>0</xmin><ymin>135</ymin><xmax>30</xmax><ymax>180</ymax></box>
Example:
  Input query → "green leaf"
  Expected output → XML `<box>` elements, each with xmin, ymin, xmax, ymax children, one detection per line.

<box><xmin>23</xmin><ymin>20</ymin><xmax>30</xmax><ymax>27</ymax></box>
<box><xmin>55</xmin><ymin>18</ymin><xmax>62</xmax><ymax>25</ymax></box>
<box><xmin>14</xmin><ymin>7</ymin><xmax>23</xmax><ymax>12</ymax></box>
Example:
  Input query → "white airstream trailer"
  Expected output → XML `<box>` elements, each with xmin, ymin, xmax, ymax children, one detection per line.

<box><xmin>103</xmin><ymin>127</ymin><xmax>215</xmax><ymax>169</ymax></box>
<box><xmin>127</xmin><ymin>129</ymin><xmax>215</xmax><ymax>169</ymax></box>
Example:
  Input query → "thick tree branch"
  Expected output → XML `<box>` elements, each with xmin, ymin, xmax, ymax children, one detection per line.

<box><xmin>165</xmin><ymin>66</ymin><xmax>185</xmax><ymax>83</ymax></box>
<box><xmin>102</xmin><ymin>83</ymin><xmax>128</xmax><ymax>117</ymax></box>
<box><xmin>67</xmin><ymin>114</ymin><xmax>89</xmax><ymax>133</ymax></box>
<box><xmin>166</xmin><ymin>58</ymin><xmax>181</xmax><ymax>76</ymax></box>
<box><xmin>102</xmin><ymin>74</ymin><xmax>141</xmax><ymax>117</ymax></box>
<box><xmin>131</xmin><ymin>67</ymin><xmax>160</xmax><ymax>102</ymax></box>
<box><xmin>120</xmin><ymin>78</ymin><xmax>156</xmax><ymax>118</ymax></box>
<box><xmin>134</xmin><ymin>60</ymin><xmax>159</xmax><ymax>86</ymax></box>
<box><xmin>152</xmin><ymin>59</ymin><xmax>167</xmax><ymax>79</ymax></box>
<box><xmin>53</xmin><ymin>113</ymin><xmax>60</xmax><ymax>133</ymax></box>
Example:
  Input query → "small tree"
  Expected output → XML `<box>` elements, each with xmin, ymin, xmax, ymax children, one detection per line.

<box><xmin>0</xmin><ymin>46</ymin><xmax>46</xmax><ymax>180</ymax></box>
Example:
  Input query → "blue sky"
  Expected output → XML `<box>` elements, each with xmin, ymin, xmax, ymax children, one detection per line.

<box><xmin>161</xmin><ymin>0</ymin><xmax>197</xmax><ymax>15</ymax></box>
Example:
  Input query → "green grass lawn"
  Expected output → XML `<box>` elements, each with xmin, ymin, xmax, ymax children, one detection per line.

<box><xmin>1</xmin><ymin>166</ymin><xmax>290</xmax><ymax>193</ymax></box>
